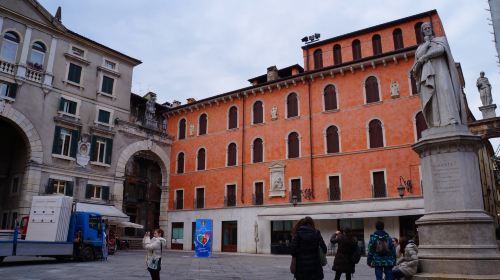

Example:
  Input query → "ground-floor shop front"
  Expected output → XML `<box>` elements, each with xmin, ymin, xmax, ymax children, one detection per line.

<box><xmin>166</xmin><ymin>197</ymin><xmax>424</xmax><ymax>254</ymax></box>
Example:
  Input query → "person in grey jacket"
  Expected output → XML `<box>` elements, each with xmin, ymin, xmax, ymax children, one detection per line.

<box><xmin>392</xmin><ymin>237</ymin><xmax>418</xmax><ymax>279</ymax></box>
<box><xmin>143</xmin><ymin>229</ymin><xmax>167</xmax><ymax>280</ymax></box>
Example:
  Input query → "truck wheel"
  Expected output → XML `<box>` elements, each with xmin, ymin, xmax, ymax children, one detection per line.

<box><xmin>80</xmin><ymin>247</ymin><xmax>95</xmax><ymax>262</ymax></box>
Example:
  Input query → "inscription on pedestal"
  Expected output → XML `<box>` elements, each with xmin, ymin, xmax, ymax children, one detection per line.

<box><xmin>431</xmin><ymin>161</ymin><xmax>460</xmax><ymax>193</ymax></box>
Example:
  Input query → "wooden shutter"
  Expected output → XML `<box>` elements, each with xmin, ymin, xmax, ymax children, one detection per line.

<box><xmin>226</xmin><ymin>184</ymin><xmax>236</xmax><ymax>207</ymax></box>
<box><xmin>326</xmin><ymin>126</ymin><xmax>340</xmax><ymax>153</ymax></box>
<box><xmin>372</xmin><ymin>34</ymin><xmax>382</xmax><ymax>55</ymax></box>
<box><xmin>199</xmin><ymin>114</ymin><xmax>207</xmax><ymax>135</ymax></box>
<box><xmin>179</xmin><ymin>119</ymin><xmax>186</xmax><ymax>139</ymax></box>
<box><xmin>65</xmin><ymin>181</ymin><xmax>74</xmax><ymax>196</ymax></box>
<box><xmin>352</xmin><ymin>40</ymin><xmax>361</xmax><ymax>60</ymax></box>
<box><xmin>101</xmin><ymin>76</ymin><xmax>114</xmax><ymax>94</ymax></box>
<box><xmin>177</xmin><ymin>153</ymin><xmax>184</xmax><ymax>174</ymax></box>
<box><xmin>287</xmin><ymin>93</ymin><xmax>298</xmax><ymax>118</ymax></box>
<box><xmin>253</xmin><ymin>101</ymin><xmax>263</xmax><ymax>124</ymax></box>
<box><xmin>227</xmin><ymin>143</ymin><xmax>237</xmax><ymax>166</ymax></box>
<box><xmin>255</xmin><ymin>182</ymin><xmax>263</xmax><ymax>205</ymax></box>
<box><xmin>68</xmin><ymin>63</ymin><xmax>82</xmax><ymax>84</ymax></box>
<box><xmin>369</xmin><ymin>119</ymin><xmax>384</xmax><ymax>148</ymax></box>
<box><xmin>196</xmin><ymin>188</ymin><xmax>204</xmax><ymax>208</ymax></box>
<box><xmin>373</xmin><ymin>171</ymin><xmax>386</xmax><ymax>198</ymax></box>
<box><xmin>102</xmin><ymin>186</ymin><xmax>110</xmax><ymax>201</ymax></box>
<box><xmin>58</xmin><ymin>98</ymin><xmax>66</xmax><ymax>111</ymax></box>
<box><xmin>416</xmin><ymin>112</ymin><xmax>428</xmax><ymax>140</ymax></box>
<box><xmin>90</xmin><ymin>136</ymin><xmax>97</xmax><ymax>161</ymax></box>
<box><xmin>324</xmin><ymin>85</ymin><xmax>337</xmax><ymax>111</ymax></box>
<box><xmin>197</xmin><ymin>148</ymin><xmax>205</xmax><ymax>170</ymax></box>
<box><xmin>176</xmin><ymin>190</ymin><xmax>183</xmax><ymax>209</ymax></box>
<box><xmin>333</xmin><ymin>44</ymin><xmax>342</xmax><ymax>65</ymax></box>
<box><xmin>393</xmin><ymin>28</ymin><xmax>404</xmax><ymax>50</ymax></box>
<box><xmin>228</xmin><ymin>107</ymin><xmax>238</xmax><ymax>129</ymax></box>
<box><xmin>85</xmin><ymin>184</ymin><xmax>92</xmax><ymax>199</ymax></box>
<box><xmin>291</xmin><ymin>179</ymin><xmax>301</xmax><ymax>202</ymax></box>
<box><xmin>365</xmin><ymin>76</ymin><xmax>380</xmax><ymax>103</ymax></box>
<box><xmin>105</xmin><ymin>138</ymin><xmax>113</xmax><ymax>165</ymax></box>
<box><xmin>415</xmin><ymin>22</ymin><xmax>424</xmax><ymax>44</ymax></box>
<box><xmin>253</xmin><ymin>138</ymin><xmax>263</xmax><ymax>163</ymax></box>
<box><xmin>46</xmin><ymin>179</ymin><xmax>54</xmax><ymax>194</ymax></box>
<box><xmin>52</xmin><ymin>126</ymin><xmax>62</xmax><ymax>154</ymax></box>
<box><xmin>69</xmin><ymin>129</ymin><xmax>79</xmax><ymax>158</ymax></box>
<box><xmin>329</xmin><ymin>176</ymin><xmax>340</xmax><ymax>201</ymax></box>
<box><xmin>288</xmin><ymin>132</ymin><xmax>299</xmax><ymax>158</ymax></box>
<box><xmin>313</xmin><ymin>49</ymin><xmax>323</xmax><ymax>69</ymax></box>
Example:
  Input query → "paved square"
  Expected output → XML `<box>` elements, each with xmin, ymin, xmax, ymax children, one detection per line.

<box><xmin>0</xmin><ymin>250</ymin><xmax>374</xmax><ymax>280</ymax></box>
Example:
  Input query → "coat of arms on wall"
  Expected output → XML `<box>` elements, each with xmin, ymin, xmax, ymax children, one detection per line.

<box><xmin>76</xmin><ymin>134</ymin><xmax>91</xmax><ymax>167</ymax></box>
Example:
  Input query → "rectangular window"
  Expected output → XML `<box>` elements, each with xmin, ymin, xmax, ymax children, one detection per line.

<box><xmin>71</xmin><ymin>46</ymin><xmax>85</xmax><ymax>57</ymax></box>
<box><xmin>226</xmin><ymin>184</ymin><xmax>236</xmax><ymax>207</ymax></box>
<box><xmin>328</xmin><ymin>176</ymin><xmax>341</xmax><ymax>201</ymax></box>
<box><xmin>291</xmin><ymin>178</ymin><xmax>301</xmax><ymax>203</ymax></box>
<box><xmin>47</xmin><ymin>179</ymin><xmax>74</xmax><ymax>196</ymax></box>
<box><xmin>97</xmin><ymin>109</ymin><xmax>111</xmax><ymax>124</ymax></box>
<box><xmin>104</xmin><ymin>60</ymin><xmax>116</xmax><ymax>70</ymax></box>
<box><xmin>0</xmin><ymin>81</ymin><xmax>17</xmax><ymax>99</ymax></box>
<box><xmin>67</xmin><ymin>63</ymin><xmax>82</xmax><ymax>84</ymax></box>
<box><xmin>101</xmin><ymin>76</ymin><xmax>114</xmax><ymax>95</ymax></box>
<box><xmin>196</xmin><ymin>188</ymin><xmax>205</xmax><ymax>209</ymax></box>
<box><xmin>85</xmin><ymin>184</ymin><xmax>109</xmax><ymax>200</ymax></box>
<box><xmin>254</xmin><ymin>182</ymin><xmax>263</xmax><ymax>205</ymax></box>
<box><xmin>54</xmin><ymin>180</ymin><xmax>66</xmax><ymax>195</ymax></box>
<box><xmin>175</xmin><ymin>190</ymin><xmax>184</xmax><ymax>210</ymax></box>
<box><xmin>372</xmin><ymin>171</ymin><xmax>386</xmax><ymax>198</ymax></box>
<box><xmin>91</xmin><ymin>136</ymin><xmax>113</xmax><ymax>165</ymax></box>
<box><xmin>59</xmin><ymin>98</ymin><xmax>78</xmax><ymax>115</ymax></box>
<box><xmin>52</xmin><ymin>126</ymin><xmax>79</xmax><ymax>158</ymax></box>
<box><xmin>171</xmin><ymin>222</ymin><xmax>184</xmax><ymax>240</ymax></box>
<box><xmin>96</xmin><ymin>139</ymin><xmax>106</xmax><ymax>163</ymax></box>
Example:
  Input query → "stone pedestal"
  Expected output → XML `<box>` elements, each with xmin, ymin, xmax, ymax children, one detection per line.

<box><xmin>412</xmin><ymin>125</ymin><xmax>500</xmax><ymax>279</ymax></box>
<box><xmin>479</xmin><ymin>104</ymin><xmax>497</xmax><ymax>119</ymax></box>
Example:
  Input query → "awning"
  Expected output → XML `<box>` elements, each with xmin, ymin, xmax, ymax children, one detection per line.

<box><xmin>76</xmin><ymin>203</ymin><xmax>129</xmax><ymax>222</ymax></box>
<box><xmin>117</xmin><ymin>221</ymin><xmax>144</xmax><ymax>229</ymax></box>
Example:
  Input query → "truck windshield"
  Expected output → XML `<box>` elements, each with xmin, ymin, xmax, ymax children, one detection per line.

<box><xmin>89</xmin><ymin>215</ymin><xmax>101</xmax><ymax>233</ymax></box>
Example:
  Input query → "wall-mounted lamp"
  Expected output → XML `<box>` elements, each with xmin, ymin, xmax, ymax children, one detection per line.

<box><xmin>291</xmin><ymin>195</ymin><xmax>298</xmax><ymax>207</ymax></box>
<box><xmin>397</xmin><ymin>176</ymin><xmax>413</xmax><ymax>198</ymax></box>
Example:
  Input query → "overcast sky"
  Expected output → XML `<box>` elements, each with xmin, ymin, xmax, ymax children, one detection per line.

<box><xmin>38</xmin><ymin>0</ymin><xmax>499</xmax><ymax>149</ymax></box>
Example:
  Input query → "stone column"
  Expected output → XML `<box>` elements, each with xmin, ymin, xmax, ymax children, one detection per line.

<box><xmin>18</xmin><ymin>164</ymin><xmax>42</xmax><ymax>216</ymax></box>
<box><xmin>412</xmin><ymin>125</ymin><xmax>500</xmax><ymax>278</ymax></box>
<box><xmin>159</xmin><ymin>185</ymin><xmax>169</xmax><ymax>245</ymax></box>
<box><xmin>112</xmin><ymin>179</ymin><xmax>124</xmax><ymax>210</ymax></box>
<box><xmin>16</xmin><ymin>26</ymin><xmax>32</xmax><ymax>80</ymax></box>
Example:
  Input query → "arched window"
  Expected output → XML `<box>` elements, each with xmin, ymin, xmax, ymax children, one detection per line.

<box><xmin>333</xmin><ymin>44</ymin><xmax>342</xmax><ymax>65</ymax></box>
<box><xmin>178</xmin><ymin>119</ymin><xmax>186</xmax><ymax>140</ymax></box>
<box><xmin>365</xmin><ymin>76</ymin><xmax>380</xmax><ymax>103</ymax></box>
<box><xmin>393</xmin><ymin>28</ymin><xmax>404</xmax><ymax>50</ymax></box>
<box><xmin>313</xmin><ymin>49</ymin><xmax>323</xmax><ymax>69</ymax></box>
<box><xmin>369</xmin><ymin>119</ymin><xmax>384</xmax><ymax>148</ymax></box>
<box><xmin>197</xmin><ymin>148</ymin><xmax>206</xmax><ymax>170</ymax></box>
<box><xmin>415</xmin><ymin>112</ymin><xmax>428</xmax><ymax>140</ymax></box>
<box><xmin>228</xmin><ymin>106</ymin><xmax>238</xmax><ymax>129</ymax></box>
<box><xmin>287</xmin><ymin>93</ymin><xmax>299</xmax><ymax>118</ymax></box>
<box><xmin>287</xmin><ymin>132</ymin><xmax>299</xmax><ymax>158</ymax></box>
<box><xmin>326</xmin><ymin>126</ymin><xmax>340</xmax><ymax>153</ymax></box>
<box><xmin>372</xmin><ymin>34</ymin><xmax>382</xmax><ymax>56</ymax></box>
<box><xmin>324</xmin><ymin>85</ymin><xmax>337</xmax><ymax>111</ymax></box>
<box><xmin>176</xmin><ymin>152</ymin><xmax>185</xmax><ymax>174</ymax></box>
<box><xmin>253</xmin><ymin>138</ymin><xmax>263</xmax><ymax>163</ymax></box>
<box><xmin>30</xmin><ymin>41</ymin><xmax>46</xmax><ymax>66</ymax></box>
<box><xmin>198</xmin><ymin>113</ymin><xmax>207</xmax><ymax>135</ymax></box>
<box><xmin>253</xmin><ymin>101</ymin><xmax>263</xmax><ymax>124</ymax></box>
<box><xmin>227</xmin><ymin>143</ymin><xmax>237</xmax><ymax>166</ymax></box>
<box><xmin>352</xmin><ymin>39</ymin><xmax>361</xmax><ymax>60</ymax></box>
<box><xmin>415</xmin><ymin>22</ymin><xmax>424</xmax><ymax>44</ymax></box>
<box><xmin>1</xmin><ymin>31</ymin><xmax>20</xmax><ymax>62</ymax></box>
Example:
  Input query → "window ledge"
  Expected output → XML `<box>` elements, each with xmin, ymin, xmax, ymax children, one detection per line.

<box><xmin>64</xmin><ymin>53</ymin><xmax>91</xmax><ymax>65</ymax></box>
<box><xmin>63</xmin><ymin>79</ymin><xmax>84</xmax><ymax>89</ymax></box>
<box><xmin>97</xmin><ymin>66</ymin><xmax>121</xmax><ymax>77</ymax></box>
<box><xmin>251</xmin><ymin>122</ymin><xmax>265</xmax><ymax>127</ymax></box>
<box><xmin>94</xmin><ymin>121</ymin><xmax>114</xmax><ymax>129</ymax></box>
<box><xmin>52</xmin><ymin>154</ymin><xmax>75</xmax><ymax>161</ymax></box>
<box><xmin>57</xmin><ymin>111</ymin><xmax>80</xmax><ymax>120</ymax></box>
<box><xmin>285</xmin><ymin>116</ymin><xmax>300</xmax><ymax>120</ymax></box>
<box><xmin>90</xmin><ymin>161</ymin><xmax>111</xmax><ymax>168</ymax></box>
<box><xmin>0</xmin><ymin>95</ymin><xmax>15</xmax><ymax>102</ymax></box>
<box><xmin>322</xmin><ymin>109</ymin><xmax>340</xmax><ymax>114</ymax></box>
<box><xmin>227</xmin><ymin>127</ymin><xmax>239</xmax><ymax>132</ymax></box>
<box><xmin>97</xmin><ymin>91</ymin><xmax>116</xmax><ymax>100</ymax></box>
<box><xmin>364</xmin><ymin>101</ymin><xmax>383</xmax><ymax>107</ymax></box>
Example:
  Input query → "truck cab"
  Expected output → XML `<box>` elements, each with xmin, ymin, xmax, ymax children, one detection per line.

<box><xmin>69</xmin><ymin>212</ymin><xmax>105</xmax><ymax>261</ymax></box>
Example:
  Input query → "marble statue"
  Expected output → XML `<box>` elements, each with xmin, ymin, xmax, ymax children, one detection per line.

<box><xmin>411</xmin><ymin>22</ymin><xmax>466</xmax><ymax>128</ymax></box>
<box><xmin>145</xmin><ymin>93</ymin><xmax>156</xmax><ymax>121</ymax></box>
<box><xmin>271</xmin><ymin>106</ymin><xmax>278</xmax><ymax>120</ymax></box>
<box><xmin>477</xmin><ymin>71</ymin><xmax>493</xmax><ymax>106</ymax></box>
<box><xmin>390</xmin><ymin>80</ymin><xmax>400</xmax><ymax>97</ymax></box>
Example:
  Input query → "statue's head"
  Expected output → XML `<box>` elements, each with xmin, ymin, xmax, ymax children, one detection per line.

<box><xmin>421</xmin><ymin>22</ymin><xmax>433</xmax><ymax>37</ymax></box>
<box><xmin>480</xmin><ymin>71</ymin><xmax>485</xmax><ymax>77</ymax></box>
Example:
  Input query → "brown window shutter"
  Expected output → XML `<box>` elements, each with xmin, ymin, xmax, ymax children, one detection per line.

<box><xmin>372</xmin><ymin>34</ymin><xmax>382</xmax><ymax>55</ymax></box>
<box><xmin>254</xmin><ymin>182</ymin><xmax>263</xmax><ymax>205</ymax></box>
<box><xmin>253</xmin><ymin>138</ymin><xmax>263</xmax><ymax>163</ymax></box>
<box><xmin>314</xmin><ymin>49</ymin><xmax>323</xmax><ymax>69</ymax></box>
<box><xmin>288</xmin><ymin>132</ymin><xmax>299</xmax><ymax>158</ymax></box>
<box><xmin>352</xmin><ymin>40</ymin><xmax>361</xmax><ymax>60</ymax></box>
<box><xmin>179</xmin><ymin>119</ymin><xmax>186</xmax><ymax>139</ymax></box>
<box><xmin>253</xmin><ymin>101</ymin><xmax>263</xmax><ymax>124</ymax></box>
<box><xmin>287</xmin><ymin>93</ymin><xmax>298</xmax><ymax>118</ymax></box>
<box><xmin>197</xmin><ymin>148</ymin><xmax>206</xmax><ymax>170</ymax></box>
<box><xmin>415</xmin><ymin>22</ymin><xmax>424</xmax><ymax>44</ymax></box>
<box><xmin>393</xmin><ymin>28</ymin><xmax>404</xmax><ymax>50</ymax></box>
<box><xmin>324</xmin><ymin>85</ymin><xmax>337</xmax><ymax>111</ymax></box>
<box><xmin>176</xmin><ymin>190</ymin><xmax>183</xmax><ymax>209</ymax></box>
<box><xmin>329</xmin><ymin>176</ymin><xmax>341</xmax><ymax>201</ymax></box>
<box><xmin>228</xmin><ymin>106</ymin><xmax>238</xmax><ymax>129</ymax></box>
<box><xmin>333</xmin><ymin>44</ymin><xmax>342</xmax><ymax>65</ymax></box>
<box><xmin>227</xmin><ymin>143</ymin><xmax>237</xmax><ymax>166</ymax></box>
<box><xmin>369</xmin><ymin>119</ymin><xmax>384</xmax><ymax>148</ymax></box>
<box><xmin>373</xmin><ymin>171</ymin><xmax>386</xmax><ymax>198</ymax></box>
<box><xmin>226</xmin><ymin>184</ymin><xmax>236</xmax><ymax>207</ymax></box>
<box><xmin>415</xmin><ymin>112</ymin><xmax>428</xmax><ymax>140</ymax></box>
<box><xmin>365</xmin><ymin>76</ymin><xmax>380</xmax><ymax>103</ymax></box>
<box><xmin>196</xmin><ymin>188</ymin><xmax>204</xmax><ymax>208</ymax></box>
<box><xmin>291</xmin><ymin>179</ymin><xmax>301</xmax><ymax>202</ymax></box>
<box><xmin>326</xmin><ymin>125</ymin><xmax>340</xmax><ymax>153</ymax></box>
<box><xmin>199</xmin><ymin>114</ymin><xmax>207</xmax><ymax>135</ymax></box>
<box><xmin>177</xmin><ymin>152</ymin><xmax>184</xmax><ymax>173</ymax></box>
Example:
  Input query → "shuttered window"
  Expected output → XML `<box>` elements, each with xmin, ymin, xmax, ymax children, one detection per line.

<box><xmin>252</xmin><ymin>138</ymin><xmax>263</xmax><ymax>163</ymax></box>
<box><xmin>365</xmin><ymin>76</ymin><xmax>380</xmax><ymax>103</ymax></box>
<box><xmin>90</xmin><ymin>136</ymin><xmax>113</xmax><ymax>165</ymax></box>
<box><xmin>176</xmin><ymin>152</ymin><xmax>184</xmax><ymax>174</ymax></box>
<box><xmin>352</xmin><ymin>39</ymin><xmax>361</xmax><ymax>60</ymax></box>
<box><xmin>415</xmin><ymin>112</ymin><xmax>428</xmax><ymax>140</ymax></box>
<box><xmin>372</xmin><ymin>34</ymin><xmax>382</xmax><ymax>55</ymax></box>
<box><xmin>101</xmin><ymin>76</ymin><xmax>114</xmax><ymax>95</ymax></box>
<box><xmin>286</xmin><ymin>93</ymin><xmax>298</xmax><ymax>118</ymax></box>
<box><xmin>196</xmin><ymin>188</ymin><xmax>205</xmax><ymax>209</ymax></box>
<box><xmin>52</xmin><ymin>126</ymin><xmax>79</xmax><ymax>158</ymax></box>
<box><xmin>328</xmin><ymin>176</ymin><xmax>341</xmax><ymax>201</ymax></box>
<box><xmin>199</xmin><ymin>113</ymin><xmax>207</xmax><ymax>135</ymax></box>
<box><xmin>291</xmin><ymin>179</ymin><xmax>301</xmax><ymax>203</ymax></box>
<box><xmin>178</xmin><ymin>119</ymin><xmax>186</xmax><ymax>140</ymax></box>
<box><xmin>253</xmin><ymin>101</ymin><xmax>263</xmax><ymax>124</ymax></box>
<box><xmin>369</xmin><ymin>119</ymin><xmax>384</xmax><ymax>148</ymax></box>
<box><xmin>175</xmin><ymin>190</ymin><xmax>183</xmax><ymax>210</ymax></box>
<box><xmin>254</xmin><ymin>182</ymin><xmax>263</xmax><ymax>205</ymax></box>
<box><xmin>67</xmin><ymin>63</ymin><xmax>82</xmax><ymax>84</ymax></box>
<box><xmin>313</xmin><ymin>49</ymin><xmax>323</xmax><ymax>69</ymax></box>
<box><xmin>333</xmin><ymin>44</ymin><xmax>342</xmax><ymax>65</ymax></box>
<box><xmin>226</xmin><ymin>184</ymin><xmax>236</xmax><ymax>207</ymax></box>
<box><xmin>415</xmin><ymin>22</ymin><xmax>424</xmax><ymax>44</ymax></box>
<box><xmin>59</xmin><ymin>98</ymin><xmax>77</xmax><ymax>115</ymax></box>
<box><xmin>228</xmin><ymin>106</ymin><xmax>238</xmax><ymax>129</ymax></box>
<box><xmin>197</xmin><ymin>148</ymin><xmax>206</xmax><ymax>170</ymax></box>
<box><xmin>0</xmin><ymin>81</ymin><xmax>17</xmax><ymax>99</ymax></box>
<box><xmin>393</xmin><ymin>28</ymin><xmax>404</xmax><ymax>50</ymax></box>
<box><xmin>326</xmin><ymin>125</ymin><xmax>340</xmax><ymax>153</ymax></box>
<box><xmin>288</xmin><ymin>132</ymin><xmax>299</xmax><ymax>159</ymax></box>
<box><xmin>227</xmin><ymin>143</ymin><xmax>237</xmax><ymax>166</ymax></box>
<box><xmin>373</xmin><ymin>171</ymin><xmax>386</xmax><ymax>198</ymax></box>
<box><xmin>324</xmin><ymin>85</ymin><xmax>337</xmax><ymax>111</ymax></box>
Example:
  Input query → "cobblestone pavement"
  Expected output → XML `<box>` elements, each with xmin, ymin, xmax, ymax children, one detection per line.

<box><xmin>0</xmin><ymin>250</ymin><xmax>373</xmax><ymax>280</ymax></box>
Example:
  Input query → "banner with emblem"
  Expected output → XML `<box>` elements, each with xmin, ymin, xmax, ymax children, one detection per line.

<box><xmin>194</xmin><ymin>219</ymin><xmax>212</xmax><ymax>258</ymax></box>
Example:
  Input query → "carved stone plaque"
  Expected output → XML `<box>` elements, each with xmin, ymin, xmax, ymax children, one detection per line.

<box><xmin>76</xmin><ymin>134</ymin><xmax>91</xmax><ymax>167</ymax></box>
<box><xmin>269</xmin><ymin>161</ymin><xmax>285</xmax><ymax>197</ymax></box>
<box><xmin>431</xmin><ymin>160</ymin><xmax>460</xmax><ymax>193</ymax></box>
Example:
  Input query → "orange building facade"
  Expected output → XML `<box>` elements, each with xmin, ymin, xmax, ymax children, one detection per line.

<box><xmin>164</xmin><ymin>11</ymin><xmax>446</xmax><ymax>254</ymax></box>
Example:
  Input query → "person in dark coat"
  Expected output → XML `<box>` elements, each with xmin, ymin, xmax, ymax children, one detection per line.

<box><xmin>291</xmin><ymin>216</ymin><xmax>327</xmax><ymax>280</ymax></box>
<box><xmin>331</xmin><ymin>228</ymin><xmax>357</xmax><ymax>280</ymax></box>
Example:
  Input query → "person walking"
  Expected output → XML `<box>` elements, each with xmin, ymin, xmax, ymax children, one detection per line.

<box><xmin>290</xmin><ymin>216</ymin><xmax>327</xmax><ymax>280</ymax></box>
<box><xmin>331</xmin><ymin>228</ymin><xmax>357</xmax><ymax>280</ymax></box>
<box><xmin>143</xmin><ymin>229</ymin><xmax>166</xmax><ymax>280</ymax></box>
<box><xmin>392</xmin><ymin>237</ymin><xmax>418</xmax><ymax>280</ymax></box>
<box><xmin>367</xmin><ymin>221</ymin><xmax>396</xmax><ymax>280</ymax></box>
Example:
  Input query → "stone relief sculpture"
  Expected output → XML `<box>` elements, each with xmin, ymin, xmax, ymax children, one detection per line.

<box><xmin>390</xmin><ymin>80</ymin><xmax>400</xmax><ymax>97</ymax></box>
<box><xmin>272</xmin><ymin>177</ymin><xmax>284</xmax><ymax>191</ymax></box>
<box><xmin>476</xmin><ymin>71</ymin><xmax>493</xmax><ymax>106</ymax></box>
<box><xmin>271</xmin><ymin>106</ymin><xmax>278</xmax><ymax>120</ymax></box>
<box><xmin>411</xmin><ymin>22</ymin><xmax>466</xmax><ymax>128</ymax></box>
<box><xmin>189</xmin><ymin>124</ymin><xmax>195</xmax><ymax>136</ymax></box>
<box><xmin>76</xmin><ymin>134</ymin><xmax>90</xmax><ymax>167</ymax></box>
<box><xmin>269</xmin><ymin>161</ymin><xmax>285</xmax><ymax>197</ymax></box>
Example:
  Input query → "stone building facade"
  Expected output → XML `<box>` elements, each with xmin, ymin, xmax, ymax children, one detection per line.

<box><xmin>0</xmin><ymin>0</ymin><xmax>171</xmax><ymax>233</ymax></box>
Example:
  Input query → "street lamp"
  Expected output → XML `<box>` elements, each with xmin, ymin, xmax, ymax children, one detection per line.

<box><xmin>397</xmin><ymin>176</ymin><xmax>413</xmax><ymax>198</ymax></box>
<box><xmin>291</xmin><ymin>195</ymin><xmax>298</xmax><ymax>207</ymax></box>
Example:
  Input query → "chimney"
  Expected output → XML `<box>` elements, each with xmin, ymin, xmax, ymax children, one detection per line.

<box><xmin>186</xmin><ymin>98</ymin><xmax>196</xmax><ymax>104</ymax></box>
<box><xmin>54</xmin><ymin>7</ymin><xmax>62</xmax><ymax>22</ymax></box>
<box><xmin>267</xmin><ymin>66</ymin><xmax>279</xmax><ymax>82</ymax></box>
<box><xmin>172</xmin><ymin>100</ymin><xmax>181</xmax><ymax>107</ymax></box>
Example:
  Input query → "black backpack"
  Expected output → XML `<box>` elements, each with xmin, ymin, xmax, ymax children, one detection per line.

<box><xmin>352</xmin><ymin>242</ymin><xmax>361</xmax><ymax>264</ymax></box>
<box><xmin>375</xmin><ymin>236</ymin><xmax>391</xmax><ymax>256</ymax></box>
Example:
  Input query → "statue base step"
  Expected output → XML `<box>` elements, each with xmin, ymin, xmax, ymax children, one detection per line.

<box><xmin>413</xmin><ymin>273</ymin><xmax>500</xmax><ymax>280</ymax></box>
<box><xmin>479</xmin><ymin>104</ymin><xmax>497</xmax><ymax>119</ymax></box>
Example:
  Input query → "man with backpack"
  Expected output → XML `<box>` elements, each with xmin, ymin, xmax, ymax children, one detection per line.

<box><xmin>367</xmin><ymin>221</ymin><xmax>396</xmax><ymax>280</ymax></box>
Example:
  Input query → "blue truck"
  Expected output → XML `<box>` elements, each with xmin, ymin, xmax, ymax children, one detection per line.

<box><xmin>0</xmin><ymin>211</ymin><xmax>105</xmax><ymax>263</ymax></box>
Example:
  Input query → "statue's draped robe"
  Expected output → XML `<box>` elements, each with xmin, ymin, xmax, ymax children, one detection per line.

<box><xmin>414</xmin><ymin>37</ymin><xmax>467</xmax><ymax>127</ymax></box>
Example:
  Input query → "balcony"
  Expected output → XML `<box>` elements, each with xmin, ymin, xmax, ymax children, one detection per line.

<box><xmin>0</xmin><ymin>59</ymin><xmax>16</xmax><ymax>75</ymax></box>
<box><xmin>25</xmin><ymin>67</ymin><xmax>43</xmax><ymax>83</ymax></box>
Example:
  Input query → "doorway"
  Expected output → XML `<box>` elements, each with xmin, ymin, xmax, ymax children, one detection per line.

<box><xmin>221</xmin><ymin>221</ymin><xmax>237</xmax><ymax>252</ymax></box>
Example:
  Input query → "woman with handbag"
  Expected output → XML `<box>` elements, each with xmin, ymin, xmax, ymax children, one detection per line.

<box><xmin>143</xmin><ymin>229</ymin><xmax>166</xmax><ymax>280</ymax></box>
<box><xmin>331</xmin><ymin>228</ymin><xmax>357</xmax><ymax>280</ymax></box>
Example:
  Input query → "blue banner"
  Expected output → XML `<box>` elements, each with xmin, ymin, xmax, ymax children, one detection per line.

<box><xmin>194</xmin><ymin>219</ymin><xmax>212</xmax><ymax>258</ymax></box>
